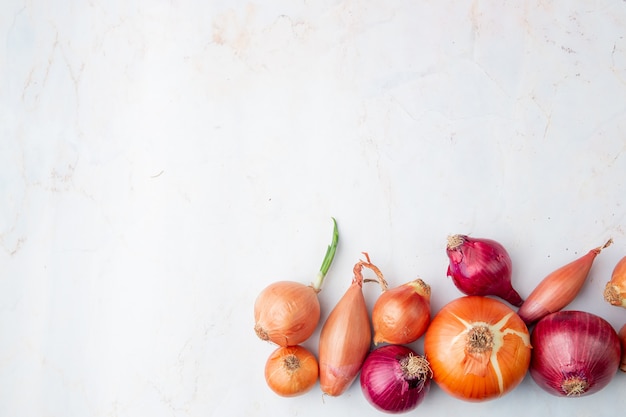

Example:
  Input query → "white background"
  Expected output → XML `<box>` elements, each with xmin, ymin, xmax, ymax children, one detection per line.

<box><xmin>1</xmin><ymin>1</ymin><xmax>626</xmax><ymax>416</ymax></box>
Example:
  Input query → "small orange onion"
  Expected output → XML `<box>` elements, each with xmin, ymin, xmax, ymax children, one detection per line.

<box><xmin>318</xmin><ymin>254</ymin><xmax>387</xmax><ymax>396</ymax></box>
<box><xmin>264</xmin><ymin>345</ymin><xmax>319</xmax><ymax>397</ymax></box>
<box><xmin>517</xmin><ymin>239</ymin><xmax>612</xmax><ymax>325</ymax></box>
<box><xmin>424</xmin><ymin>296</ymin><xmax>531</xmax><ymax>402</ymax></box>
<box><xmin>603</xmin><ymin>255</ymin><xmax>626</xmax><ymax>309</ymax></box>
<box><xmin>372</xmin><ymin>278</ymin><xmax>431</xmax><ymax>345</ymax></box>
<box><xmin>619</xmin><ymin>324</ymin><xmax>626</xmax><ymax>372</ymax></box>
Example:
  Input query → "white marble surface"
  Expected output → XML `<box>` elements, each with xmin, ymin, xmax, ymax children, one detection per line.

<box><xmin>1</xmin><ymin>1</ymin><xmax>626</xmax><ymax>416</ymax></box>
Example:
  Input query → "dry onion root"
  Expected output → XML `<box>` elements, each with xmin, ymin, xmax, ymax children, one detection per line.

<box><xmin>603</xmin><ymin>255</ymin><xmax>626</xmax><ymax>309</ymax></box>
<box><xmin>264</xmin><ymin>345</ymin><xmax>319</xmax><ymax>397</ymax></box>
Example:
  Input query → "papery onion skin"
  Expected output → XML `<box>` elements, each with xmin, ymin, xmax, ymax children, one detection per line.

<box><xmin>318</xmin><ymin>282</ymin><xmax>370</xmax><ymax>396</ymax></box>
<box><xmin>446</xmin><ymin>235</ymin><xmax>523</xmax><ymax>307</ymax></box>
<box><xmin>424</xmin><ymin>296</ymin><xmax>531</xmax><ymax>402</ymax></box>
<box><xmin>529</xmin><ymin>310</ymin><xmax>620</xmax><ymax>397</ymax></box>
<box><xmin>255</xmin><ymin>281</ymin><xmax>320</xmax><ymax>346</ymax></box>
<box><xmin>360</xmin><ymin>345</ymin><xmax>432</xmax><ymax>414</ymax></box>
<box><xmin>517</xmin><ymin>239</ymin><xmax>612</xmax><ymax>326</ymax></box>
<box><xmin>264</xmin><ymin>345</ymin><xmax>319</xmax><ymax>397</ymax></box>
<box><xmin>603</xmin><ymin>255</ymin><xmax>626</xmax><ymax>309</ymax></box>
<box><xmin>619</xmin><ymin>324</ymin><xmax>626</xmax><ymax>372</ymax></box>
<box><xmin>372</xmin><ymin>279</ymin><xmax>431</xmax><ymax>345</ymax></box>
<box><xmin>318</xmin><ymin>255</ymin><xmax>387</xmax><ymax>396</ymax></box>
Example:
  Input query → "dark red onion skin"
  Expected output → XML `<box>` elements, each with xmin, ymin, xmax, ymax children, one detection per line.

<box><xmin>360</xmin><ymin>345</ymin><xmax>431</xmax><ymax>414</ymax></box>
<box><xmin>529</xmin><ymin>310</ymin><xmax>621</xmax><ymax>397</ymax></box>
<box><xmin>446</xmin><ymin>235</ymin><xmax>523</xmax><ymax>306</ymax></box>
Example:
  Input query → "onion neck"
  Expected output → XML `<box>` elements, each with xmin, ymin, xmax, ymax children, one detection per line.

<box><xmin>352</xmin><ymin>253</ymin><xmax>388</xmax><ymax>291</ymax></box>
<box><xmin>311</xmin><ymin>217</ymin><xmax>339</xmax><ymax>292</ymax></box>
<box><xmin>594</xmin><ymin>238</ymin><xmax>613</xmax><ymax>254</ymax></box>
<box><xmin>447</xmin><ymin>234</ymin><xmax>465</xmax><ymax>250</ymax></box>
<box><xmin>408</xmin><ymin>279</ymin><xmax>431</xmax><ymax>297</ymax></box>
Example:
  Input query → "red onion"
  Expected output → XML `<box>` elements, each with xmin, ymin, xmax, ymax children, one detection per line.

<box><xmin>359</xmin><ymin>345</ymin><xmax>432</xmax><ymax>413</ymax></box>
<box><xmin>446</xmin><ymin>235</ymin><xmax>523</xmax><ymax>306</ymax></box>
<box><xmin>620</xmin><ymin>324</ymin><xmax>626</xmax><ymax>372</ymax></box>
<box><xmin>529</xmin><ymin>310</ymin><xmax>621</xmax><ymax>397</ymax></box>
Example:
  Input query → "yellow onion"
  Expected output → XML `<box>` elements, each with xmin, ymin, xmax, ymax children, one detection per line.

<box><xmin>264</xmin><ymin>345</ymin><xmax>319</xmax><ymax>397</ymax></box>
<box><xmin>424</xmin><ymin>296</ymin><xmax>531</xmax><ymax>401</ymax></box>
<box><xmin>372</xmin><ymin>278</ymin><xmax>431</xmax><ymax>345</ymax></box>
<box><xmin>254</xmin><ymin>218</ymin><xmax>338</xmax><ymax>346</ymax></box>
<box><xmin>254</xmin><ymin>281</ymin><xmax>321</xmax><ymax>346</ymax></box>
<box><xmin>603</xmin><ymin>255</ymin><xmax>626</xmax><ymax>309</ymax></box>
<box><xmin>318</xmin><ymin>254</ymin><xmax>387</xmax><ymax>396</ymax></box>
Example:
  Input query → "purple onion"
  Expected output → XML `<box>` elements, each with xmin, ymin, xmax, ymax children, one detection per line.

<box><xmin>446</xmin><ymin>234</ymin><xmax>523</xmax><ymax>306</ymax></box>
<box><xmin>530</xmin><ymin>310</ymin><xmax>621</xmax><ymax>397</ymax></box>
<box><xmin>359</xmin><ymin>345</ymin><xmax>432</xmax><ymax>413</ymax></box>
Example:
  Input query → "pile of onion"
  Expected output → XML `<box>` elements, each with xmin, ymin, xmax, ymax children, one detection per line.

<box><xmin>360</xmin><ymin>345</ymin><xmax>432</xmax><ymax>413</ymax></box>
<box><xmin>529</xmin><ymin>310</ymin><xmax>621</xmax><ymax>397</ymax></box>
<box><xmin>424</xmin><ymin>296</ymin><xmax>531</xmax><ymax>401</ymax></box>
<box><xmin>257</xmin><ymin>227</ymin><xmax>625</xmax><ymax>404</ymax></box>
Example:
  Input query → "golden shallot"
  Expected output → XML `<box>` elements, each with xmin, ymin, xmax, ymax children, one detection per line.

<box><xmin>517</xmin><ymin>239</ymin><xmax>612</xmax><ymax>325</ymax></box>
<box><xmin>318</xmin><ymin>253</ymin><xmax>387</xmax><ymax>396</ymax></box>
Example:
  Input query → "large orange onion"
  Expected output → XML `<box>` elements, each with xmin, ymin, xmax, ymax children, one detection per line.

<box><xmin>424</xmin><ymin>296</ymin><xmax>531</xmax><ymax>401</ymax></box>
